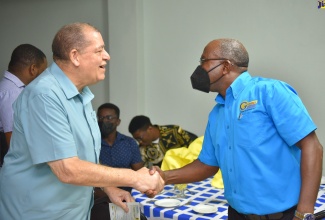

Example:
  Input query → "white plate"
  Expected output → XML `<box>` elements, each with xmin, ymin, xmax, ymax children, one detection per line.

<box><xmin>154</xmin><ymin>198</ymin><xmax>181</xmax><ymax>208</ymax></box>
<box><xmin>192</xmin><ymin>204</ymin><xmax>218</xmax><ymax>214</ymax></box>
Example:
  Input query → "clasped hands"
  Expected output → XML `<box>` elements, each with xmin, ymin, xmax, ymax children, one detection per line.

<box><xmin>134</xmin><ymin>166</ymin><xmax>165</xmax><ymax>198</ymax></box>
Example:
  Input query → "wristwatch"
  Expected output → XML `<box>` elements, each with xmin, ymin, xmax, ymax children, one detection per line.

<box><xmin>295</xmin><ymin>210</ymin><xmax>315</xmax><ymax>220</ymax></box>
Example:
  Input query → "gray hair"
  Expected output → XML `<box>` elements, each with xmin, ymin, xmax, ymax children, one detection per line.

<box><xmin>217</xmin><ymin>39</ymin><xmax>249</xmax><ymax>67</ymax></box>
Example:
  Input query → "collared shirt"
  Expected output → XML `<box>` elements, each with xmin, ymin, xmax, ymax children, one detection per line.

<box><xmin>140</xmin><ymin>125</ymin><xmax>198</xmax><ymax>167</ymax></box>
<box><xmin>0</xmin><ymin>62</ymin><xmax>101</xmax><ymax>220</ymax></box>
<box><xmin>100</xmin><ymin>132</ymin><xmax>142</xmax><ymax>168</ymax></box>
<box><xmin>99</xmin><ymin>132</ymin><xmax>143</xmax><ymax>192</ymax></box>
<box><xmin>0</xmin><ymin>71</ymin><xmax>25</xmax><ymax>132</ymax></box>
<box><xmin>198</xmin><ymin>71</ymin><xmax>316</xmax><ymax>215</ymax></box>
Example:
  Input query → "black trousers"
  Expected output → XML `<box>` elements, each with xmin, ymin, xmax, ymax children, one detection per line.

<box><xmin>0</xmin><ymin>132</ymin><xmax>8</xmax><ymax>166</ymax></box>
<box><xmin>90</xmin><ymin>202</ymin><xmax>111</xmax><ymax>220</ymax></box>
<box><xmin>90</xmin><ymin>202</ymin><xmax>148</xmax><ymax>220</ymax></box>
<box><xmin>228</xmin><ymin>205</ymin><xmax>296</xmax><ymax>220</ymax></box>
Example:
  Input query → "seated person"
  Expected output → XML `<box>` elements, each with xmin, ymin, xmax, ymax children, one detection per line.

<box><xmin>128</xmin><ymin>115</ymin><xmax>198</xmax><ymax>167</ymax></box>
<box><xmin>97</xmin><ymin>103</ymin><xmax>144</xmax><ymax>191</ymax></box>
<box><xmin>91</xmin><ymin>103</ymin><xmax>145</xmax><ymax>220</ymax></box>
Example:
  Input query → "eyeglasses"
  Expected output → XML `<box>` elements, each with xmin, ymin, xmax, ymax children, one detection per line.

<box><xmin>98</xmin><ymin>115</ymin><xmax>118</xmax><ymax>121</ymax></box>
<box><xmin>200</xmin><ymin>58</ymin><xmax>228</xmax><ymax>65</ymax></box>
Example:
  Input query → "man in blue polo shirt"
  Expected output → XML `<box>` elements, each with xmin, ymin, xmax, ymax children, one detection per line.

<box><xmin>149</xmin><ymin>38</ymin><xmax>323</xmax><ymax>220</ymax></box>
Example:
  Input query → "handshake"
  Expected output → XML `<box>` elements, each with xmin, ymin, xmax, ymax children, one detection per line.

<box><xmin>133</xmin><ymin>165</ymin><xmax>165</xmax><ymax>198</ymax></box>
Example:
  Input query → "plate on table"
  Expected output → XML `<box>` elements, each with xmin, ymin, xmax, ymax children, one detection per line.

<box><xmin>192</xmin><ymin>204</ymin><xmax>218</xmax><ymax>214</ymax></box>
<box><xmin>154</xmin><ymin>198</ymin><xmax>181</xmax><ymax>208</ymax></box>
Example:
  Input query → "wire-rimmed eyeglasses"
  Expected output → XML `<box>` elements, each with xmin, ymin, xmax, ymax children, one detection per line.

<box><xmin>199</xmin><ymin>58</ymin><xmax>228</xmax><ymax>65</ymax></box>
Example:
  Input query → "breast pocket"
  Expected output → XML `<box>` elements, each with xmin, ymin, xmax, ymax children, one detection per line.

<box><xmin>235</xmin><ymin>109</ymin><xmax>271</xmax><ymax>149</ymax></box>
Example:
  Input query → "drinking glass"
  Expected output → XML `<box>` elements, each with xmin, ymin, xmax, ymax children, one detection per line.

<box><xmin>173</xmin><ymin>184</ymin><xmax>187</xmax><ymax>198</ymax></box>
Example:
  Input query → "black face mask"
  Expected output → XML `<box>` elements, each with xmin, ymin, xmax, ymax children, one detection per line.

<box><xmin>190</xmin><ymin>65</ymin><xmax>211</xmax><ymax>93</ymax></box>
<box><xmin>98</xmin><ymin>121</ymin><xmax>116</xmax><ymax>138</ymax></box>
<box><xmin>190</xmin><ymin>62</ymin><xmax>225</xmax><ymax>93</ymax></box>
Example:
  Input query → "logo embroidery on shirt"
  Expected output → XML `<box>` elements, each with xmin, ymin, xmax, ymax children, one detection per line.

<box><xmin>239</xmin><ymin>100</ymin><xmax>258</xmax><ymax>111</ymax></box>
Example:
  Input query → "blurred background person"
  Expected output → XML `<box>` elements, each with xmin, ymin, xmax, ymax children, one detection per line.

<box><xmin>98</xmin><ymin>103</ymin><xmax>144</xmax><ymax>191</ymax></box>
<box><xmin>128</xmin><ymin>115</ymin><xmax>198</xmax><ymax>167</ymax></box>
<box><xmin>91</xmin><ymin>102</ymin><xmax>145</xmax><ymax>220</ymax></box>
<box><xmin>0</xmin><ymin>44</ymin><xmax>47</xmax><ymax>166</ymax></box>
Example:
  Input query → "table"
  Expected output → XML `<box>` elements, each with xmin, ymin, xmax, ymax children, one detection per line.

<box><xmin>132</xmin><ymin>177</ymin><xmax>325</xmax><ymax>220</ymax></box>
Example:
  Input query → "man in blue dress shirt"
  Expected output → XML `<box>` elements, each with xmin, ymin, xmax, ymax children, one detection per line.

<box><xmin>97</xmin><ymin>103</ymin><xmax>144</xmax><ymax>192</ymax></box>
<box><xmin>149</xmin><ymin>38</ymin><xmax>323</xmax><ymax>220</ymax></box>
<box><xmin>91</xmin><ymin>103</ymin><xmax>145</xmax><ymax>220</ymax></box>
<box><xmin>0</xmin><ymin>22</ymin><xmax>164</xmax><ymax>220</ymax></box>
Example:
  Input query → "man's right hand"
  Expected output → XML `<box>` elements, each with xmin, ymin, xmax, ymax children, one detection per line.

<box><xmin>133</xmin><ymin>167</ymin><xmax>165</xmax><ymax>197</ymax></box>
<box><xmin>145</xmin><ymin>165</ymin><xmax>166</xmax><ymax>198</ymax></box>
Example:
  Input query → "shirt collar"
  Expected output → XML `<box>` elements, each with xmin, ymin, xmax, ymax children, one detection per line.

<box><xmin>215</xmin><ymin>71</ymin><xmax>251</xmax><ymax>104</ymax></box>
<box><xmin>101</xmin><ymin>132</ymin><xmax>124</xmax><ymax>145</ymax></box>
<box><xmin>4</xmin><ymin>70</ymin><xmax>25</xmax><ymax>88</ymax></box>
<box><xmin>49</xmin><ymin>62</ymin><xmax>94</xmax><ymax>105</ymax></box>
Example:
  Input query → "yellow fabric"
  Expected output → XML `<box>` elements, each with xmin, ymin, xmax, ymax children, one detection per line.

<box><xmin>161</xmin><ymin>136</ymin><xmax>224</xmax><ymax>188</ymax></box>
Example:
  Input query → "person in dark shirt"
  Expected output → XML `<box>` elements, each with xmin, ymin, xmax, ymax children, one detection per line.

<box><xmin>91</xmin><ymin>103</ymin><xmax>145</xmax><ymax>220</ymax></box>
<box><xmin>98</xmin><ymin>103</ymin><xmax>144</xmax><ymax>192</ymax></box>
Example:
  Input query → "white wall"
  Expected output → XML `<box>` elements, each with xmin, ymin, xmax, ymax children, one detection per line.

<box><xmin>0</xmin><ymin>0</ymin><xmax>110</xmax><ymax>110</ymax></box>
<box><xmin>110</xmin><ymin>1</ymin><xmax>325</xmax><ymax>138</ymax></box>
<box><xmin>109</xmin><ymin>0</ymin><xmax>325</xmax><ymax>172</ymax></box>
<box><xmin>107</xmin><ymin>0</ymin><xmax>146</xmax><ymax>133</ymax></box>
<box><xmin>1</xmin><ymin>0</ymin><xmax>324</xmax><ymax>171</ymax></box>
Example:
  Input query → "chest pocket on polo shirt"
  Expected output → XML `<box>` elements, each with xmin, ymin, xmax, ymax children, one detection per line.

<box><xmin>235</xmin><ymin>108</ymin><xmax>270</xmax><ymax>149</ymax></box>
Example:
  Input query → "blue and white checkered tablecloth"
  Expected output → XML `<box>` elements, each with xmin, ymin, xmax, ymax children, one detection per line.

<box><xmin>132</xmin><ymin>177</ymin><xmax>325</xmax><ymax>220</ymax></box>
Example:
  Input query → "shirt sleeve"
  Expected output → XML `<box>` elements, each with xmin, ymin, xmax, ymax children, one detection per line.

<box><xmin>265</xmin><ymin>81</ymin><xmax>317</xmax><ymax>146</ymax></box>
<box><xmin>0</xmin><ymin>91</ymin><xmax>18</xmax><ymax>132</ymax></box>
<box><xmin>198</xmin><ymin>120</ymin><xmax>219</xmax><ymax>167</ymax></box>
<box><xmin>176</xmin><ymin>125</ymin><xmax>198</xmax><ymax>146</ymax></box>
